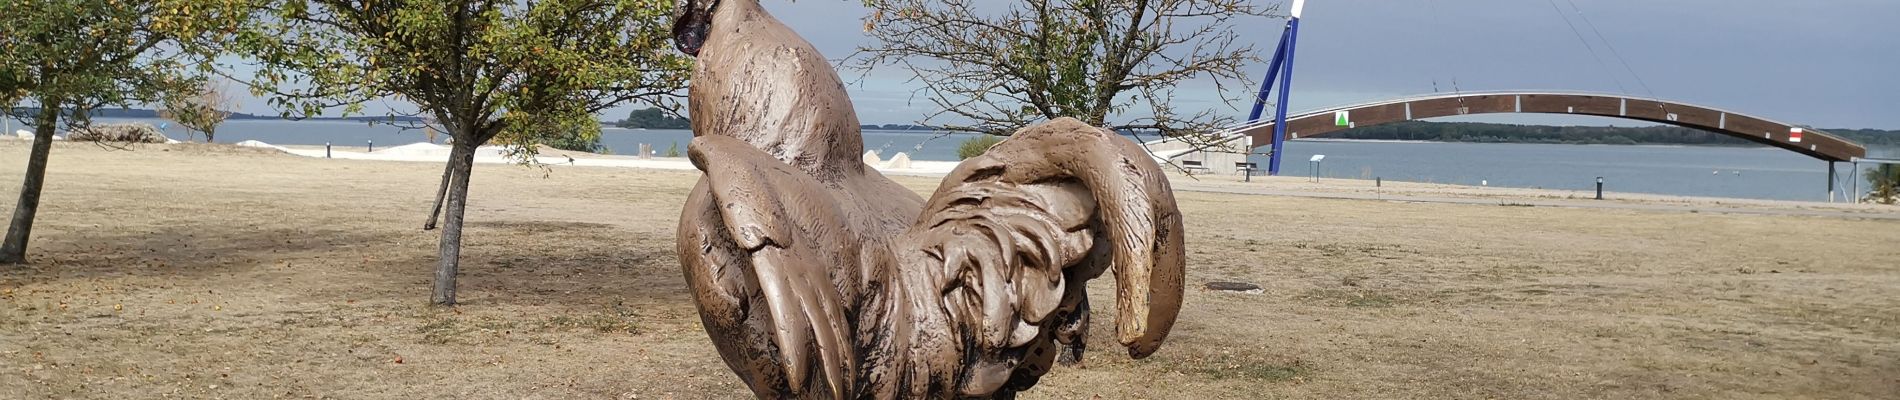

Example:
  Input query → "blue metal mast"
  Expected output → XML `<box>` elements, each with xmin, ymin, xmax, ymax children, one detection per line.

<box><xmin>1244</xmin><ymin>0</ymin><xmax>1306</xmax><ymax>176</ymax></box>
<box><xmin>1245</xmin><ymin>27</ymin><xmax>1291</xmax><ymax>122</ymax></box>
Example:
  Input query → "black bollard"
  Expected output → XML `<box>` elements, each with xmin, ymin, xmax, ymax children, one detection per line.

<box><xmin>325</xmin><ymin>142</ymin><xmax>332</xmax><ymax>158</ymax></box>
<box><xmin>1376</xmin><ymin>177</ymin><xmax>1381</xmax><ymax>188</ymax></box>
<box><xmin>1595</xmin><ymin>176</ymin><xmax>1604</xmax><ymax>200</ymax></box>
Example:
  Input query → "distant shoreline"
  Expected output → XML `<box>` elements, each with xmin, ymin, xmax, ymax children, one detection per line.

<box><xmin>1290</xmin><ymin>137</ymin><xmax>1762</xmax><ymax>148</ymax></box>
<box><xmin>20</xmin><ymin>107</ymin><xmax>428</xmax><ymax>123</ymax></box>
<box><xmin>45</xmin><ymin>112</ymin><xmax>1899</xmax><ymax>150</ymax></box>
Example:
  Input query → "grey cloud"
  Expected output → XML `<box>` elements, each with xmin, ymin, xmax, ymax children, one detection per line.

<box><xmin>236</xmin><ymin>0</ymin><xmax>1896</xmax><ymax>129</ymax></box>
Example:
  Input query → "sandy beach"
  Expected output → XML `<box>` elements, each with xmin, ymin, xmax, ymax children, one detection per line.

<box><xmin>1</xmin><ymin>140</ymin><xmax>1897</xmax><ymax>399</ymax></box>
<box><xmin>259</xmin><ymin>140</ymin><xmax>968</xmax><ymax>177</ymax></box>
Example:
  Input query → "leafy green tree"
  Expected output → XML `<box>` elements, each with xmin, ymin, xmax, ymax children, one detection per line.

<box><xmin>518</xmin><ymin>114</ymin><xmax>602</xmax><ymax>153</ymax></box>
<box><xmin>0</xmin><ymin>0</ymin><xmax>241</xmax><ymax>264</ymax></box>
<box><xmin>956</xmin><ymin>135</ymin><xmax>1004</xmax><ymax>160</ymax></box>
<box><xmin>230</xmin><ymin>0</ymin><xmax>691</xmax><ymax>305</ymax></box>
<box><xmin>855</xmin><ymin>0</ymin><xmax>1271</xmax><ymax>137</ymax></box>
<box><xmin>1867</xmin><ymin>164</ymin><xmax>1899</xmax><ymax>205</ymax></box>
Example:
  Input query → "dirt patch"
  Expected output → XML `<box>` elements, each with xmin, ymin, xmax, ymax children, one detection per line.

<box><xmin>1</xmin><ymin>140</ymin><xmax>1897</xmax><ymax>399</ymax></box>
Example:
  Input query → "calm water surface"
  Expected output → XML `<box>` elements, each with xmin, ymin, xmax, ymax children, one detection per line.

<box><xmin>1260</xmin><ymin>140</ymin><xmax>1895</xmax><ymax>202</ymax></box>
<box><xmin>73</xmin><ymin>118</ymin><xmax>1896</xmax><ymax>202</ymax></box>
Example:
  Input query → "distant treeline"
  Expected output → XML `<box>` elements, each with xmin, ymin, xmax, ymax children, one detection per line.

<box><xmin>613</xmin><ymin>108</ymin><xmax>690</xmax><ymax>129</ymax></box>
<box><xmin>1320</xmin><ymin>121</ymin><xmax>1900</xmax><ymax>148</ymax></box>
<box><xmin>1827</xmin><ymin>128</ymin><xmax>1900</xmax><ymax>148</ymax></box>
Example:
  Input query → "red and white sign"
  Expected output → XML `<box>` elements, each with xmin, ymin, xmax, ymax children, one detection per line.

<box><xmin>1789</xmin><ymin>128</ymin><xmax>1804</xmax><ymax>143</ymax></box>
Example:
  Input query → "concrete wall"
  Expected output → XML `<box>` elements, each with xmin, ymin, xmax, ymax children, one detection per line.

<box><xmin>1143</xmin><ymin>135</ymin><xmax>1256</xmax><ymax>176</ymax></box>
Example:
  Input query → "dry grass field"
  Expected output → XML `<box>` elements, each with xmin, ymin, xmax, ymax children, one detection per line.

<box><xmin>1</xmin><ymin>140</ymin><xmax>1896</xmax><ymax>399</ymax></box>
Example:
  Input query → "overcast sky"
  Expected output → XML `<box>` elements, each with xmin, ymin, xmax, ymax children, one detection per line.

<box><xmin>229</xmin><ymin>0</ymin><xmax>1900</xmax><ymax>129</ymax></box>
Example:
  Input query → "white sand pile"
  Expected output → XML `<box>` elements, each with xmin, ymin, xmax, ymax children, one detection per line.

<box><xmin>7</xmin><ymin>130</ymin><xmax>66</xmax><ymax>141</ymax></box>
<box><xmin>887</xmin><ymin>161</ymin><xmax>961</xmax><ymax>176</ymax></box>
<box><xmin>374</xmin><ymin>142</ymin><xmax>450</xmax><ymax>157</ymax></box>
<box><xmin>885</xmin><ymin>152</ymin><xmax>912</xmax><ymax>169</ymax></box>
<box><xmin>235</xmin><ymin>140</ymin><xmax>289</xmax><ymax>151</ymax></box>
<box><xmin>233</xmin><ymin>139</ymin><xmax>963</xmax><ymax>176</ymax></box>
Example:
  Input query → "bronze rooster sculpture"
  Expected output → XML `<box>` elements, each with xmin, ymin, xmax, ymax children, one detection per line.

<box><xmin>670</xmin><ymin>0</ymin><xmax>1186</xmax><ymax>398</ymax></box>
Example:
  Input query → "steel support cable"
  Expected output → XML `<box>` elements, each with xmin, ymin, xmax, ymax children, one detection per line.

<box><xmin>1423</xmin><ymin>0</ymin><xmax>1466</xmax><ymax>107</ymax></box>
<box><xmin>1547</xmin><ymin>0</ymin><xmax>1629</xmax><ymax>95</ymax></box>
<box><xmin>1563</xmin><ymin>0</ymin><xmax>1666</xmax><ymax>116</ymax></box>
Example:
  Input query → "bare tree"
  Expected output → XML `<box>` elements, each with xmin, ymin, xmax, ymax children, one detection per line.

<box><xmin>160</xmin><ymin>80</ymin><xmax>236</xmax><ymax>142</ymax></box>
<box><xmin>854</xmin><ymin>0</ymin><xmax>1274</xmax><ymax>139</ymax></box>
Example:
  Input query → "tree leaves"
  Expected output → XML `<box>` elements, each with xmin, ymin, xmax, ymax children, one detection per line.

<box><xmin>232</xmin><ymin>0</ymin><xmax>690</xmax><ymax>147</ymax></box>
<box><xmin>0</xmin><ymin>0</ymin><xmax>236</xmax><ymax>130</ymax></box>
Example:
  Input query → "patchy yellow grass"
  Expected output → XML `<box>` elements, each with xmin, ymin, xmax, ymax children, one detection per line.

<box><xmin>1</xmin><ymin>141</ymin><xmax>1896</xmax><ymax>399</ymax></box>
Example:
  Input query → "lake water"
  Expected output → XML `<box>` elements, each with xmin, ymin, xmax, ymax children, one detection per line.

<box><xmin>61</xmin><ymin>118</ymin><xmax>1898</xmax><ymax>202</ymax></box>
<box><xmin>1258</xmin><ymin>140</ymin><xmax>1894</xmax><ymax>202</ymax></box>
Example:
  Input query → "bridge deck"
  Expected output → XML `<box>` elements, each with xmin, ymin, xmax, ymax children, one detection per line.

<box><xmin>1224</xmin><ymin>92</ymin><xmax>1865</xmax><ymax>162</ymax></box>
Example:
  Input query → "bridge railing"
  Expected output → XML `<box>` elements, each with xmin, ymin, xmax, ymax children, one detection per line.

<box><xmin>1146</xmin><ymin>90</ymin><xmax>1863</xmax><ymax>162</ymax></box>
<box><xmin>1226</xmin><ymin>90</ymin><xmax>1819</xmax><ymax>133</ymax></box>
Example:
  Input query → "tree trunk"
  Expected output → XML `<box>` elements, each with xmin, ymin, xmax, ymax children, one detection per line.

<box><xmin>1</xmin><ymin>105</ymin><xmax>61</xmax><ymax>264</ymax></box>
<box><xmin>421</xmin><ymin>155</ymin><xmax>456</xmax><ymax>230</ymax></box>
<box><xmin>431</xmin><ymin>138</ymin><xmax>478</xmax><ymax>305</ymax></box>
<box><xmin>423</xmin><ymin>124</ymin><xmax>474</xmax><ymax>230</ymax></box>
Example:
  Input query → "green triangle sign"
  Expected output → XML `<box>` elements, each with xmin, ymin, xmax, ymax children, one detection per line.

<box><xmin>1334</xmin><ymin>111</ymin><xmax>1350</xmax><ymax>127</ymax></box>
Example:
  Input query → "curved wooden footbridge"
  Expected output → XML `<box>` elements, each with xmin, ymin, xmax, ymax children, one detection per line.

<box><xmin>1147</xmin><ymin>91</ymin><xmax>1874</xmax><ymax>201</ymax></box>
<box><xmin>1221</xmin><ymin>91</ymin><xmax>1864</xmax><ymax>162</ymax></box>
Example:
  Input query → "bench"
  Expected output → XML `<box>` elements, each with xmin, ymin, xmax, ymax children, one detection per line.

<box><xmin>1235</xmin><ymin>162</ymin><xmax>1259</xmax><ymax>176</ymax></box>
<box><xmin>1180</xmin><ymin>160</ymin><xmax>1210</xmax><ymax>174</ymax></box>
